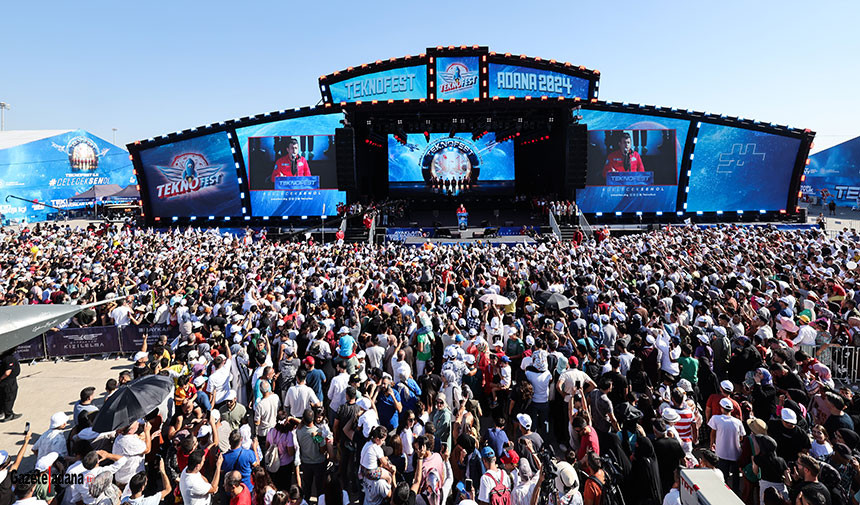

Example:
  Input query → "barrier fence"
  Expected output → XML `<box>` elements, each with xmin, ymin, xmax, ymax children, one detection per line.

<box><xmin>799</xmin><ymin>344</ymin><xmax>860</xmax><ymax>383</ymax></box>
<box><xmin>12</xmin><ymin>323</ymin><xmax>179</xmax><ymax>361</ymax></box>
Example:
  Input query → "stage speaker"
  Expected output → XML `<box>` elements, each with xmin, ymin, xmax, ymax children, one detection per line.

<box><xmin>566</xmin><ymin>123</ymin><xmax>588</xmax><ymax>191</ymax></box>
<box><xmin>335</xmin><ymin>128</ymin><xmax>356</xmax><ymax>194</ymax></box>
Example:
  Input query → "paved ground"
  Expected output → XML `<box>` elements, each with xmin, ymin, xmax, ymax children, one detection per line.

<box><xmin>0</xmin><ymin>357</ymin><xmax>130</xmax><ymax>471</ymax></box>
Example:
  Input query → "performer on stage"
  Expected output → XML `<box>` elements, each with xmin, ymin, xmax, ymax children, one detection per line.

<box><xmin>271</xmin><ymin>137</ymin><xmax>311</xmax><ymax>182</ymax></box>
<box><xmin>456</xmin><ymin>204</ymin><xmax>468</xmax><ymax>230</ymax></box>
<box><xmin>603</xmin><ymin>132</ymin><xmax>644</xmax><ymax>180</ymax></box>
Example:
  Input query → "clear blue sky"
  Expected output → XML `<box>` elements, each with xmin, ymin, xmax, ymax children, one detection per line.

<box><xmin>2</xmin><ymin>0</ymin><xmax>857</xmax><ymax>153</ymax></box>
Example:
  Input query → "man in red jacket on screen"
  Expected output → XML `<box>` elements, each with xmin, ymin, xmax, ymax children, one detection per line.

<box><xmin>271</xmin><ymin>137</ymin><xmax>311</xmax><ymax>182</ymax></box>
<box><xmin>603</xmin><ymin>132</ymin><xmax>644</xmax><ymax>180</ymax></box>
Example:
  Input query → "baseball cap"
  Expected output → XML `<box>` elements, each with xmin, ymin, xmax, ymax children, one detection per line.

<box><xmin>35</xmin><ymin>452</ymin><xmax>59</xmax><ymax>472</ymax></box>
<box><xmin>303</xmin><ymin>356</ymin><xmax>315</xmax><ymax>367</ymax></box>
<box><xmin>781</xmin><ymin>408</ymin><xmax>798</xmax><ymax>425</ymax></box>
<box><xmin>499</xmin><ymin>450</ymin><xmax>520</xmax><ymax>466</ymax></box>
<box><xmin>719</xmin><ymin>380</ymin><xmax>734</xmax><ymax>392</ymax></box>
<box><xmin>50</xmin><ymin>412</ymin><xmax>69</xmax><ymax>429</ymax></box>
<box><xmin>226</xmin><ymin>390</ymin><xmax>237</xmax><ymax>402</ymax></box>
<box><xmin>480</xmin><ymin>446</ymin><xmax>496</xmax><ymax>459</ymax></box>
<box><xmin>516</xmin><ymin>413</ymin><xmax>532</xmax><ymax>430</ymax></box>
<box><xmin>133</xmin><ymin>351</ymin><xmax>148</xmax><ymax>362</ymax></box>
<box><xmin>719</xmin><ymin>397</ymin><xmax>733</xmax><ymax>410</ymax></box>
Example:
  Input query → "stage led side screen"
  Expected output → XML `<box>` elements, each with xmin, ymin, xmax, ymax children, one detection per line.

<box><xmin>327</xmin><ymin>65</ymin><xmax>427</xmax><ymax>103</ymax></box>
<box><xmin>235</xmin><ymin>113</ymin><xmax>345</xmax><ymax>217</ymax></box>
<box><xmin>488</xmin><ymin>64</ymin><xmax>589</xmax><ymax>99</ymax></box>
<box><xmin>578</xmin><ymin>110</ymin><xmax>690</xmax><ymax>213</ymax></box>
<box><xmin>435</xmin><ymin>57</ymin><xmax>480</xmax><ymax>100</ymax></box>
<box><xmin>686</xmin><ymin>123</ymin><xmax>801</xmax><ymax>212</ymax></box>
<box><xmin>139</xmin><ymin>132</ymin><xmax>242</xmax><ymax>218</ymax></box>
<box><xmin>805</xmin><ymin>136</ymin><xmax>860</xmax><ymax>205</ymax></box>
<box><xmin>388</xmin><ymin>133</ymin><xmax>514</xmax><ymax>196</ymax></box>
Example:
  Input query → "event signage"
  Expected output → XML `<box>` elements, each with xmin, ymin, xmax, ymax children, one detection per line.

<box><xmin>436</xmin><ymin>57</ymin><xmax>480</xmax><ymax>100</ymax></box>
<box><xmin>44</xmin><ymin>326</ymin><xmax>121</xmax><ymax>357</ymax></box>
<box><xmin>274</xmin><ymin>176</ymin><xmax>319</xmax><ymax>190</ymax></box>
<box><xmin>488</xmin><ymin>64</ymin><xmax>590</xmax><ymax>99</ymax></box>
<box><xmin>606</xmin><ymin>172</ymin><xmax>654</xmax><ymax>186</ymax></box>
<box><xmin>328</xmin><ymin>66</ymin><xmax>427</xmax><ymax>103</ymax></box>
<box><xmin>120</xmin><ymin>324</ymin><xmax>178</xmax><ymax>352</ymax></box>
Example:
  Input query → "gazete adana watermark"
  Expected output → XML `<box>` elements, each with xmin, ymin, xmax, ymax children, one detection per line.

<box><xmin>11</xmin><ymin>468</ymin><xmax>93</xmax><ymax>494</ymax></box>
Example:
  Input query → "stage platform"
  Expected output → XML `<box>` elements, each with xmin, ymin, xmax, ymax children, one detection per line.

<box><xmin>403</xmin><ymin>234</ymin><xmax>535</xmax><ymax>246</ymax></box>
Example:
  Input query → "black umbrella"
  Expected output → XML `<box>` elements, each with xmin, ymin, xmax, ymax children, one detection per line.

<box><xmin>535</xmin><ymin>290</ymin><xmax>553</xmax><ymax>303</ymax></box>
<box><xmin>93</xmin><ymin>374</ymin><xmax>173</xmax><ymax>432</ymax></box>
<box><xmin>543</xmin><ymin>293</ymin><xmax>571</xmax><ymax>311</ymax></box>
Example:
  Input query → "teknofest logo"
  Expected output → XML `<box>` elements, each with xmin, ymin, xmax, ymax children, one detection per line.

<box><xmin>154</xmin><ymin>153</ymin><xmax>224</xmax><ymax>199</ymax></box>
<box><xmin>421</xmin><ymin>138</ymin><xmax>480</xmax><ymax>180</ymax></box>
<box><xmin>438</xmin><ymin>62</ymin><xmax>478</xmax><ymax>95</ymax></box>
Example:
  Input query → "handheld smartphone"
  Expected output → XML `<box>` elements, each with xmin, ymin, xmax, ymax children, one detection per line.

<box><xmin>24</xmin><ymin>422</ymin><xmax>30</xmax><ymax>433</ymax></box>
<box><xmin>465</xmin><ymin>479</ymin><xmax>474</xmax><ymax>494</ymax></box>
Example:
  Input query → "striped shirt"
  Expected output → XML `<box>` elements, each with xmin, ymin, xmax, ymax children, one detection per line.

<box><xmin>672</xmin><ymin>406</ymin><xmax>695</xmax><ymax>441</ymax></box>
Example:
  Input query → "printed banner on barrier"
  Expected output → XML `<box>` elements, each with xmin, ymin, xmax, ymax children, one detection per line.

<box><xmin>120</xmin><ymin>324</ymin><xmax>178</xmax><ymax>352</ymax></box>
<box><xmin>14</xmin><ymin>336</ymin><xmax>45</xmax><ymax>360</ymax></box>
<box><xmin>44</xmin><ymin>326</ymin><xmax>121</xmax><ymax>357</ymax></box>
<box><xmin>605</xmin><ymin>171</ymin><xmax>654</xmax><ymax>186</ymax></box>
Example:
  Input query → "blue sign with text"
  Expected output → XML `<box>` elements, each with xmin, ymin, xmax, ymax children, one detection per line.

<box><xmin>328</xmin><ymin>66</ymin><xmax>427</xmax><ymax>103</ymax></box>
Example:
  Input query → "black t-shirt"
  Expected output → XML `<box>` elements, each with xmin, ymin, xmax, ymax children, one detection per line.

<box><xmin>824</xmin><ymin>413</ymin><xmax>855</xmax><ymax>439</ymax></box>
<box><xmin>336</xmin><ymin>402</ymin><xmax>361</xmax><ymax>441</ymax></box>
<box><xmin>0</xmin><ymin>355</ymin><xmax>19</xmax><ymax>381</ymax></box>
<box><xmin>776</xmin><ymin>371</ymin><xmax>805</xmax><ymax>392</ymax></box>
<box><xmin>767</xmin><ymin>421</ymin><xmax>812</xmax><ymax>463</ymax></box>
<box><xmin>753</xmin><ymin>452</ymin><xmax>788</xmax><ymax>482</ymax></box>
<box><xmin>418</xmin><ymin>374</ymin><xmax>442</xmax><ymax>405</ymax></box>
<box><xmin>605</xmin><ymin>370</ymin><xmax>628</xmax><ymax>405</ymax></box>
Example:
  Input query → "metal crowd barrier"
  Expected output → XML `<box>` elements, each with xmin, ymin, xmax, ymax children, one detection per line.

<box><xmin>799</xmin><ymin>344</ymin><xmax>860</xmax><ymax>383</ymax></box>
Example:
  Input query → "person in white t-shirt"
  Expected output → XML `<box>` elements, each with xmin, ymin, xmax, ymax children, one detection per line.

<box><xmin>111</xmin><ymin>421</ymin><xmax>152</xmax><ymax>486</ymax></box>
<box><xmin>285</xmin><ymin>369</ymin><xmax>321</xmax><ymax>417</ymax></box>
<box><xmin>707</xmin><ymin>397</ymin><xmax>743</xmax><ymax>492</ymax></box>
<box><xmin>121</xmin><ymin>457</ymin><xmax>173</xmax><ymax>505</ymax></box>
<box><xmin>477</xmin><ymin>447</ymin><xmax>511</xmax><ymax>505</ymax></box>
<box><xmin>179</xmin><ymin>449</ymin><xmax>222</xmax><ymax>505</ymax></box>
<box><xmin>360</xmin><ymin>425</ymin><xmax>395</xmax><ymax>485</ymax></box>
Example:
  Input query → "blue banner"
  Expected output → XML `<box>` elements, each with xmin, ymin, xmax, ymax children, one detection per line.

<box><xmin>488</xmin><ymin>64</ymin><xmax>589</xmax><ymax>99</ymax></box>
<box><xmin>250</xmin><ymin>189</ymin><xmax>345</xmax><ymax>217</ymax></box>
<box><xmin>436</xmin><ymin>57</ymin><xmax>480</xmax><ymax>100</ymax></box>
<box><xmin>44</xmin><ymin>326</ymin><xmax>121</xmax><ymax>357</ymax></box>
<box><xmin>606</xmin><ymin>172</ymin><xmax>654</xmax><ymax>186</ymax></box>
<box><xmin>805</xmin><ymin>136</ymin><xmax>860</xmax><ymax>206</ymax></box>
<box><xmin>15</xmin><ymin>336</ymin><xmax>45</xmax><ymax>361</ymax></box>
<box><xmin>275</xmin><ymin>176</ymin><xmax>319</xmax><ymax>190</ymax></box>
<box><xmin>687</xmin><ymin>124</ymin><xmax>801</xmax><ymax>212</ymax></box>
<box><xmin>328</xmin><ymin>66</ymin><xmax>427</xmax><ymax>103</ymax></box>
<box><xmin>120</xmin><ymin>324</ymin><xmax>178</xmax><ymax>353</ymax></box>
<box><xmin>139</xmin><ymin>132</ymin><xmax>243</xmax><ymax>218</ymax></box>
<box><xmin>0</xmin><ymin>130</ymin><xmax>134</xmax><ymax>222</ymax></box>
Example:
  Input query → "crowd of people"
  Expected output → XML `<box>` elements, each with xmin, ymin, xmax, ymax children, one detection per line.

<box><xmin>5</xmin><ymin>221</ymin><xmax>860</xmax><ymax>505</ymax></box>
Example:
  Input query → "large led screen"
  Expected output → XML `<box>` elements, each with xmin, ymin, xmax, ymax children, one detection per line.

<box><xmin>805</xmin><ymin>136</ymin><xmax>860</xmax><ymax>205</ymax></box>
<box><xmin>328</xmin><ymin>65</ymin><xmax>427</xmax><ymax>103</ymax></box>
<box><xmin>686</xmin><ymin>124</ymin><xmax>801</xmax><ymax>212</ymax></box>
<box><xmin>139</xmin><ymin>132</ymin><xmax>242</xmax><ymax>218</ymax></box>
<box><xmin>488</xmin><ymin>64</ymin><xmax>589</xmax><ymax>99</ymax></box>
<box><xmin>435</xmin><ymin>57</ymin><xmax>480</xmax><ymax>100</ymax></box>
<box><xmin>388</xmin><ymin>133</ymin><xmax>514</xmax><ymax>196</ymax></box>
<box><xmin>578</xmin><ymin>110</ymin><xmax>690</xmax><ymax>213</ymax></box>
<box><xmin>235</xmin><ymin>113</ymin><xmax>345</xmax><ymax>217</ymax></box>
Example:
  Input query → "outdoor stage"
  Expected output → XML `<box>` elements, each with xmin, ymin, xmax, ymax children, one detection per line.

<box><xmin>401</xmin><ymin>226</ymin><xmax>536</xmax><ymax>246</ymax></box>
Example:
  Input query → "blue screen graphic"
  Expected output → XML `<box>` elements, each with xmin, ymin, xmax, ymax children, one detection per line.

<box><xmin>805</xmin><ymin>136</ymin><xmax>860</xmax><ymax>206</ymax></box>
<box><xmin>0</xmin><ymin>130</ymin><xmax>134</xmax><ymax>222</ymax></box>
<box><xmin>388</xmin><ymin>133</ymin><xmax>514</xmax><ymax>195</ymax></box>
<box><xmin>328</xmin><ymin>65</ymin><xmax>427</xmax><ymax>103</ymax></box>
<box><xmin>436</xmin><ymin>57</ymin><xmax>480</xmax><ymax>100</ymax></box>
<box><xmin>488</xmin><ymin>64</ymin><xmax>589</xmax><ymax>99</ymax></box>
<box><xmin>139</xmin><ymin>132</ymin><xmax>242</xmax><ymax>218</ymax></box>
<box><xmin>686</xmin><ymin>124</ymin><xmax>801</xmax><ymax>212</ymax></box>
<box><xmin>235</xmin><ymin>113</ymin><xmax>345</xmax><ymax>217</ymax></box>
<box><xmin>577</xmin><ymin>110</ymin><xmax>690</xmax><ymax>213</ymax></box>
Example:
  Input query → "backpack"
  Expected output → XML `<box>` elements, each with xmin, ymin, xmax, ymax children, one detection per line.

<box><xmin>588</xmin><ymin>457</ymin><xmax>626</xmax><ymax>505</ymax></box>
<box><xmin>484</xmin><ymin>470</ymin><xmax>512</xmax><ymax>505</ymax></box>
<box><xmin>263</xmin><ymin>439</ymin><xmax>281</xmax><ymax>473</ymax></box>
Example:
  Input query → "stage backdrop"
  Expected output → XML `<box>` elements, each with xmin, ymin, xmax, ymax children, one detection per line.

<box><xmin>0</xmin><ymin>130</ymin><xmax>135</xmax><ymax>222</ymax></box>
<box><xmin>804</xmin><ymin>135</ymin><xmax>860</xmax><ymax>206</ymax></box>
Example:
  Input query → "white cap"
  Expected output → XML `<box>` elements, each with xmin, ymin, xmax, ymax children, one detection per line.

<box><xmin>662</xmin><ymin>409</ymin><xmax>680</xmax><ymax>424</ymax></box>
<box><xmin>193</xmin><ymin>376</ymin><xmax>207</xmax><ymax>387</ymax></box>
<box><xmin>197</xmin><ymin>425</ymin><xmax>212</xmax><ymax>438</ymax></box>
<box><xmin>50</xmin><ymin>412</ymin><xmax>69</xmax><ymax>429</ymax></box>
<box><xmin>133</xmin><ymin>351</ymin><xmax>148</xmax><ymax>362</ymax></box>
<box><xmin>0</xmin><ymin>450</ymin><xmax>9</xmax><ymax>466</ymax></box>
<box><xmin>464</xmin><ymin>354</ymin><xmax>476</xmax><ymax>365</ymax></box>
<box><xmin>35</xmin><ymin>452</ymin><xmax>59</xmax><ymax>472</ymax></box>
<box><xmin>719</xmin><ymin>397</ymin><xmax>734</xmax><ymax>410</ymax></box>
<box><xmin>226</xmin><ymin>390</ymin><xmax>237</xmax><ymax>402</ymax></box>
<box><xmin>516</xmin><ymin>413</ymin><xmax>532</xmax><ymax>430</ymax></box>
<box><xmin>720</xmin><ymin>380</ymin><xmax>734</xmax><ymax>392</ymax></box>
<box><xmin>210</xmin><ymin>410</ymin><xmax>221</xmax><ymax>422</ymax></box>
<box><xmin>781</xmin><ymin>408</ymin><xmax>798</xmax><ymax>425</ymax></box>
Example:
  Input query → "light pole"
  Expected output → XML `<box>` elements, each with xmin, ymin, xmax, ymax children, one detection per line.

<box><xmin>112</xmin><ymin>128</ymin><xmax>117</xmax><ymax>145</ymax></box>
<box><xmin>0</xmin><ymin>103</ymin><xmax>10</xmax><ymax>131</ymax></box>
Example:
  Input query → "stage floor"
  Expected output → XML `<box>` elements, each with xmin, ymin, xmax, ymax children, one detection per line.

<box><xmin>403</xmin><ymin>227</ymin><xmax>535</xmax><ymax>246</ymax></box>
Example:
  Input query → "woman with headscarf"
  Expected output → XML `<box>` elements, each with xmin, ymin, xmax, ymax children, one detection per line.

<box><xmin>431</xmin><ymin>395</ymin><xmax>452</xmax><ymax>452</ymax></box>
<box><xmin>626</xmin><ymin>436</ymin><xmax>661</xmax><ymax>505</ymax></box>
<box><xmin>751</xmin><ymin>368</ymin><xmax>777</xmax><ymax>420</ymax></box>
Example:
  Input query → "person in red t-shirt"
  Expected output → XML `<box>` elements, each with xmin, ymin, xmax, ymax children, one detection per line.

<box><xmin>603</xmin><ymin>132</ymin><xmax>645</xmax><ymax>180</ymax></box>
<box><xmin>225</xmin><ymin>471</ymin><xmax>252</xmax><ymax>505</ymax></box>
<box><xmin>270</xmin><ymin>138</ymin><xmax>311</xmax><ymax>182</ymax></box>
